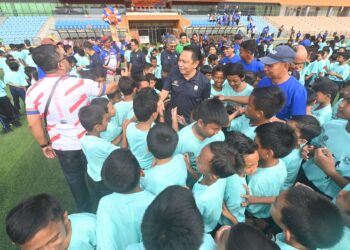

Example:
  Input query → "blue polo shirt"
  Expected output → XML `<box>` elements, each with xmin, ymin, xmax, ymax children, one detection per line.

<box><xmin>257</xmin><ymin>76</ymin><xmax>307</xmax><ymax>120</ymax></box>
<box><xmin>300</xmin><ymin>39</ymin><xmax>311</xmax><ymax>47</ymax></box>
<box><xmin>220</xmin><ymin>55</ymin><xmax>241</xmax><ymax>65</ymax></box>
<box><xmin>161</xmin><ymin>49</ymin><xmax>178</xmax><ymax>69</ymax></box>
<box><xmin>163</xmin><ymin>67</ymin><xmax>211</xmax><ymax>122</ymax></box>
<box><xmin>130</xmin><ymin>49</ymin><xmax>146</xmax><ymax>76</ymax></box>
<box><xmin>239</xmin><ymin>58</ymin><xmax>264</xmax><ymax>73</ymax></box>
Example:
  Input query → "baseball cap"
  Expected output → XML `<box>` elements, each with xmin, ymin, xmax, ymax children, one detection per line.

<box><xmin>222</xmin><ymin>41</ymin><xmax>233</xmax><ymax>48</ymax></box>
<box><xmin>100</xmin><ymin>36</ymin><xmax>111</xmax><ymax>43</ymax></box>
<box><xmin>259</xmin><ymin>45</ymin><xmax>296</xmax><ymax>65</ymax></box>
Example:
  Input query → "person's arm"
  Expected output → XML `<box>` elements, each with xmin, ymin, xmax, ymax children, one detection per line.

<box><xmin>171</xmin><ymin>107</ymin><xmax>179</xmax><ymax>132</ymax></box>
<box><xmin>240</xmin><ymin>183</ymin><xmax>276</xmax><ymax>206</ymax></box>
<box><xmin>222</xmin><ymin>202</ymin><xmax>238</xmax><ymax>225</ymax></box>
<box><xmin>121</xmin><ymin>119</ymin><xmax>130</xmax><ymax>149</ymax></box>
<box><xmin>217</xmin><ymin>95</ymin><xmax>249</xmax><ymax>105</ymax></box>
<box><xmin>314</xmin><ymin>148</ymin><xmax>350</xmax><ymax>188</ymax></box>
<box><xmin>184</xmin><ymin>153</ymin><xmax>200</xmax><ymax>181</ymax></box>
<box><xmin>27</xmin><ymin>114</ymin><xmax>56</xmax><ymax>159</ymax></box>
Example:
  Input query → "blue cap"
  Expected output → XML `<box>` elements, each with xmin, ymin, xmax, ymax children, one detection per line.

<box><xmin>260</xmin><ymin>45</ymin><xmax>296</xmax><ymax>65</ymax></box>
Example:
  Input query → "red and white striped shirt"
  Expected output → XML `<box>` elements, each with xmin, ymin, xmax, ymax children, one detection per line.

<box><xmin>26</xmin><ymin>74</ymin><xmax>106</xmax><ymax>150</ymax></box>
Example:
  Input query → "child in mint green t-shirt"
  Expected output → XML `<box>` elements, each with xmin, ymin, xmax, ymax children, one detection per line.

<box><xmin>125</xmin><ymin>88</ymin><xmax>159</xmax><ymax>169</ymax></box>
<box><xmin>141</xmin><ymin>123</ymin><xmax>187</xmax><ymax>195</ymax></box>
<box><xmin>311</xmin><ymin>77</ymin><xmax>338</xmax><ymax>126</ymax></box>
<box><xmin>192</xmin><ymin>141</ymin><xmax>244</xmax><ymax>232</ymax></box>
<box><xmin>97</xmin><ymin>148</ymin><xmax>155</xmax><ymax>250</ymax></box>
<box><xmin>79</xmin><ymin>104</ymin><xmax>118</xmax><ymax>203</ymax></box>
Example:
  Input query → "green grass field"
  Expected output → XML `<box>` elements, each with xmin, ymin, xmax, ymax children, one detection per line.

<box><xmin>0</xmin><ymin>97</ymin><xmax>76</xmax><ymax>248</ymax></box>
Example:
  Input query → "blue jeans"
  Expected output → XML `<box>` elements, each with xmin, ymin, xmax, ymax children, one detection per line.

<box><xmin>9</xmin><ymin>85</ymin><xmax>26</xmax><ymax>112</ymax></box>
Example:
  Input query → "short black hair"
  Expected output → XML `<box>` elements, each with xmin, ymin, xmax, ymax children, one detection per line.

<box><xmin>63</xmin><ymin>45</ymin><xmax>72</xmax><ymax>53</ymax></box>
<box><xmin>212</xmin><ymin>64</ymin><xmax>226</xmax><ymax>76</ymax></box>
<box><xmin>147</xmin><ymin>123</ymin><xmax>178</xmax><ymax>159</ymax></box>
<box><xmin>197</xmin><ymin>98</ymin><xmax>228</xmax><ymax>126</ymax></box>
<box><xmin>226</xmin><ymin>223</ymin><xmax>280</xmax><ymax>250</ymax></box>
<box><xmin>67</xmin><ymin>55</ymin><xmax>77</xmax><ymax>66</ymax></box>
<box><xmin>90</xmin><ymin>97</ymin><xmax>109</xmax><ymax>112</ymax></box>
<box><xmin>145</xmin><ymin>73</ymin><xmax>156</xmax><ymax>82</ymax></box>
<box><xmin>244</xmin><ymin>71</ymin><xmax>257</xmax><ymax>85</ymax></box>
<box><xmin>144</xmin><ymin>63</ymin><xmax>153</xmax><ymax>71</ymax></box>
<box><xmin>131</xmin><ymin>38</ymin><xmax>139</xmax><ymax>45</ymax></box>
<box><xmin>241</xmin><ymin>39</ymin><xmax>257</xmax><ymax>54</ymax></box>
<box><xmin>6</xmin><ymin>194</ymin><xmax>64</xmax><ymax>245</ymax></box>
<box><xmin>208</xmin><ymin>54</ymin><xmax>219</xmax><ymax>63</ymax></box>
<box><xmin>7</xmin><ymin>60</ymin><xmax>19</xmax><ymax>72</ymax></box>
<box><xmin>150</xmin><ymin>56</ymin><xmax>157</xmax><ymax>62</ymax></box>
<box><xmin>183</xmin><ymin>45</ymin><xmax>200</xmax><ymax>62</ymax></box>
<box><xmin>77</xmin><ymin>47</ymin><xmax>85</xmax><ymax>57</ymax></box>
<box><xmin>290</xmin><ymin>115</ymin><xmax>321</xmax><ymax>141</ymax></box>
<box><xmin>80</xmin><ymin>67</ymin><xmax>106</xmax><ymax>81</ymax></box>
<box><xmin>78</xmin><ymin>104</ymin><xmax>105</xmax><ymax>132</ymax></box>
<box><xmin>280</xmin><ymin>186</ymin><xmax>344</xmax><ymax>249</ymax></box>
<box><xmin>312</xmin><ymin>77</ymin><xmax>338</xmax><ymax>103</ymax></box>
<box><xmin>141</xmin><ymin>186</ymin><xmax>204</xmax><ymax>250</ymax></box>
<box><xmin>225</xmin><ymin>62</ymin><xmax>245</xmax><ymax>78</ymax></box>
<box><xmin>32</xmin><ymin>45</ymin><xmax>60</xmax><ymax>73</ymax></box>
<box><xmin>225</xmin><ymin>131</ymin><xmax>258</xmax><ymax>156</ymax></box>
<box><xmin>179</xmin><ymin>32</ymin><xmax>187</xmax><ymax>38</ymax></box>
<box><xmin>208</xmin><ymin>141</ymin><xmax>244</xmax><ymax>177</ymax></box>
<box><xmin>102</xmin><ymin>148</ymin><xmax>140</xmax><ymax>193</ymax></box>
<box><xmin>133</xmin><ymin>87</ymin><xmax>159</xmax><ymax>122</ymax></box>
<box><xmin>255</xmin><ymin>122</ymin><xmax>296</xmax><ymax>158</ymax></box>
<box><xmin>200</xmin><ymin>65</ymin><xmax>212</xmax><ymax>75</ymax></box>
<box><xmin>119</xmin><ymin>76</ymin><xmax>136</xmax><ymax>95</ymax></box>
<box><xmin>251</xmin><ymin>86</ymin><xmax>285</xmax><ymax>119</ymax></box>
<box><xmin>106</xmin><ymin>89</ymin><xmax>122</xmax><ymax>101</ymax></box>
<box><xmin>83</xmin><ymin>41</ymin><xmax>94</xmax><ymax>50</ymax></box>
<box><xmin>306</xmin><ymin>87</ymin><xmax>316</xmax><ymax>106</ymax></box>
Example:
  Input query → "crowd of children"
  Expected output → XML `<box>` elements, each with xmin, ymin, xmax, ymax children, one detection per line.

<box><xmin>2</xmin><ymin>30</ymin><xmax>350</xmax><ymax>250</ymax></box>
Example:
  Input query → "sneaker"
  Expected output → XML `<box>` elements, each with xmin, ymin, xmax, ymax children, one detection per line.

<box><xmin>2</xmin><ymin>127</ymin><xmax>13</xmax><ymax>133</ymax></box>
<box><xmin>12</xmin><ymin>120</ymin><xmax>22</xmax><ymax>127</ymax></box>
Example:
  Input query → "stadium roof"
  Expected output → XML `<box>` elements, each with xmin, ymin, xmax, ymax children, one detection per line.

<box><xmin>173</xmin><ymin>0</ymin><xmax>350</xmax><ymax>7</ymax></box>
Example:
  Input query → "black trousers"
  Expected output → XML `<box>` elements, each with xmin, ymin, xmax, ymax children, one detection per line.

<box><xmin>86</xmin><ymin>174</ymin><xmax>111</xmax><ymax>209</ymax></box>
<box><xmin>55</xmin><ymin>149</ymin><xmax>91</xmax><ymax>212</ymax></box>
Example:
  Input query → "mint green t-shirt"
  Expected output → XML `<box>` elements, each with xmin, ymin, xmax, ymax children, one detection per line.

<box><xmin>222</xmin><ymin>83</ymin><xmax>253</xmax><ymax>107</ymax></box>
<box><xmin>176</xmin><ymin>122</ymin><xmax>225</xmax><ymax>171</ymax></box>
<box><xmin>4</xmin><ymin>70</ymin><xmax>28</xmax><ymax>87</ymax></box>
<box><xmin>80</xmin><ymin>135</ymin><xmax>118</xmax><ymax>181</ymax></box>
<box><xmin>100</xmin><ymin>116</ymin><xmax>122</xmax><ymax>142</ymax></box>
<box><xmin>312</xmin><ymin>103</ymin><xmax>333</xmax><ymax>126</ymax></box>
<box><xmin>114</xmin><ymin>100</ymin><xmax>133</xmax><ymax>127</ymax></box>
<box><xmin>281</xmin><ymin>148</ymin><xmax>303</xmax><ymax>191</ymax></box>
<box><xmin>303</xmin><ymin>120</ymin><xmax>350</xmax><ymax>198</ymax></box>
<box><xmin>228</xmin><ymin>115</ymin><xmax>256</xmax><ymax>140</ymax></box>
<box><xmin>0</xmin><ymin>80</ymin><xmax>7</xmax><ymax>98</ymax></box>
<box><xmin>68</xmin><ymin>213</ymin><xmax>97</xmax><ymax>250</ymax></box>
<box><xmin>97</xmin><ymin>191</ymin><xmax>155</xmax><ymax>250</ymax></box>
<box><xmin>221</xmin><ymin>174</ymin><xmax>247</xmax><ymax>225</ymax></box>
<box><xmin>328</xmin><ymin>62</ymin><xmax>350</xmax><ymax>82</ymax></box>
<box><xmin>247</xmin><ymin>160</ymin><xmax>287</xmax><ymax>218</ymax></box>
<box><xmin>140</xmin><ymin>154</ymin><xmax>188</xmax><ymax>195</ymax></box>
<box><xmin>193</xmin><ymin>177</ymin><xmax>227</xmax><ymax>232</ymax></box>
<box><xmin>126</xmin><ymin>122</ymin><xmax>154</xmax><ymax>169</ymax></box>
<box><xmin>210</xmin><ymin>85</ymin><xmax>224</xmax><ymax>98</ymax></box>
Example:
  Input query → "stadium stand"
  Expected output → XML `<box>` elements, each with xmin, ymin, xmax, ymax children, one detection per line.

<box><xmin>0</xmin><ymin>16</ymin><xmax>47</xmax><ymax>44</ymax></box>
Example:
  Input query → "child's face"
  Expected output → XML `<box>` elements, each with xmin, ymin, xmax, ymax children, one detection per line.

<box><xmin>107</xmin><ymin>101</ymin><xmax>116</xmax><ymax>117</ymax></box>
<box><xmin>227</xmin><ymin>74</ymin><xmax>243</xmax><ymax>90</ymax></box>
<box><xmin>150</xmin><ymin>59</ymin><xmax>157</xmax><ymax>68</ymax></box>
<box><xmin>198</xmin><ymin>120</ymin><xmax>223</xmax><ymax>138</ymax></box>
<box><xmin>205</xmin><ymin>73</ymin><xmax>212</xmax><ymax>81</ymax></box>
<box><xmin>209</xmin><ymin>47</ymin><xmax>217</xmax><ymax>55</ymax></box>
<box><xmin>161</xmin><ymin>71</ymin><xmax>169</xmax><ymax>79</ymax></box>
<box><xmin>336</xmin><ymin>189</ymin><xmax>350</xmax><ymax>214</ymax></box>
<box><xmin>254</xmin><ymin>136</ymin><xmax>270</xmax><ymax>161</ymax></box>
<box><xmin>196</xmin><ymin>145</ymin><xmax>214</xmax><ymax>175</ymax></box>
<box><xmin>149</xmin><ymin>80</ymin><xmax>156</xmax><ymax>89</ymax></box>
<box><xmin>245</xmin><ymin>96</ymin><xmax>260</xmax><ymax>125</ymax></box>
<box><xmin>337</xmin><ymin>97</ymin><xmax>350</xmax><ymax>120</ymax></box>
<box><xmin>19</xmin><ymin>216</ymin><xmax>69</xmax><ymax>250</ymax></box>
<box><xmin>315</xmin><ymin>91</ymin><xmax>330</xmax><ymax>104</ymax></box>
<box><xmin>211</xmin><ymin>59</ymin><xmax>219</xmax><ymax>67</ymax></box>
<box><xmin>213</xmin><ymin>71</ymin><xmax>225</xmax><ymax>88</ymax></box>
<box><xmin>337</xmin><ymin>55</ymin><xmax>345</xmax><ymax>63</ymax></box>
<box><xmin>97</xmin><ymin>113</ymin><xmax>109</xmax><ymax>132</ymax></box>
<box><xmin>243</xmin><ymin>151</ymin><xmax>259</xmax><ymax>176</ymax></box>
<box><xmin>138</xmin><ymin>81</ymin><xmax>150</xmax><ymax>91</ymax></box>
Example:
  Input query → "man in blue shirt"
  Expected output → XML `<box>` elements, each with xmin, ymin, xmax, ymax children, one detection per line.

<box><xmin>239</xmin><ymin>39</ymin><xmax>264</xmax><ymax>73</ymax></box>
<box><xmin>161</xmin><ymin>37</ymin><xmax>178</xmax><ymax>70</ymax></box>
<box><xmin>219</xmin><ymin>46</ymin><xmax>307</xmax><ymax>120</ymax></box>
<box><xmin>233</xmin><ymin>33</ymin><xmax>243</xmax><ymax>56</ymax></box>
<box><xmin>130</xmin><ymin>38</ymin><xmax>146</xmax><ymax>80</ymax></box>
<box><xmin>160</xmin><ymin>45</ymin><xmax>211</xmax><ymax>123</ymax></box>
<box><xmin>220</xmin><ymin>41</ymin><xmax>241</xmax><ymax>65</ymax></box>
<box><xmin>300</xmin><ymin>33</ymin><xmax>312</xmax><ymax>47</ymax></box>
